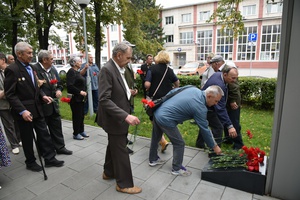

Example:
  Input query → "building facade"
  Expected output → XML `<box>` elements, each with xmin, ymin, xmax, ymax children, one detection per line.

<box><xmin>161</xmin><ymin>0</ymin><xmax>282</xmax><ymax>68</ymax></box>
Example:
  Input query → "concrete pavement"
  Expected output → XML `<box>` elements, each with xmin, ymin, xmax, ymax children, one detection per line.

<box><xmin>0</xmin><ymin>120</ymin><xmax>280</xmax><ymax>200</ymax></box>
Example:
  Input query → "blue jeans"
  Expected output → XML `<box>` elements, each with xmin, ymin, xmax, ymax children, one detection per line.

<box><xmin>149</xmin><ymin>116</ymin><xmax>185</xmax><ymax>171</ymax></box>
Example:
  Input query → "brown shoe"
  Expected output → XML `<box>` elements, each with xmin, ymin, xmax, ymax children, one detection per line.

<box><xmin>102</xmin><ymin>172</ymin><xmax>113</xmax><ymax>180</ymax></box>
<box><xmin>160</xmin><ymin>141</ymin><xmax>169</xmax><ymax>153</ymax></box>
<box><xmin>116</xmin><ymin>185</ymin><xmax>142</xmax><ymax>194</ymax></box>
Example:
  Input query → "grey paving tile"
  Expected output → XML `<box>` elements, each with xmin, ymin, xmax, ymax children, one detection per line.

<box><xmin>168</xmin><ymin>168</ymin><xmax>201</xmax><ymax>195</ymax></box>
<box><xmin>0</xmin><ymin>172</ymin><xmax>43</xmax><ymax>199</ymax></box>
<box><xmin>63</xmin><ymin>179</ymin><xmax>110</xmax><ymax>200</ymax></box>
<box><xmin>67</xmin><ymin>151</ymin><xmax>104</xmax><ymax>172</ymax></box>
<box><xmin>136</xmin><ymin>170</ymin><xmax>175</xmax><ymax>200</ymax></box>
<box><xmin>73</xmin><ymin>142</ymin><xmax>106</xmax><ymax>158</ymax></box>
<box><xmin>189</xmin><ymin>181</ymin><xmax>224</xmax><ymax>200</ymax></box>
<box><xmin>93</xmin><ymin>183</ymin><xmax>129</xmax><ymax>200</ymax></box>
<box><xmin>31</xmin><ymin>184</ymin><xmax>74</xmax><ymax>200</ymax></box>
<box><xmin>157</xmin><ymin>188</ymin><xmax>189</xmax><ymax>200</ymax></box>
<box><xmin>221</xmin><ymin>187</ymin><xmax>253</xmax><ymax>200</ymax></box>
<box><xmin>62</xmin><ymin>164</ymin><xmax>101</xmax><ymax>190</ymax></box>
<box><xmin>188</xmin><ymin>151</ymin><xmax>210</xmax><ymax>170</ymax></box>
<box><xmin>130</xmin><ymin>147</ymin><xmax>149</xmax><ymax>165</ymax></box>
<box><xmin>0</xmin><ymin>188</ymin><xmax>36</xmax><ymax>200</ymax></box>
<box><xmin>26</xmin><ymin>167</ymin><xmax>77</xmax><ymax>195</ymax></box>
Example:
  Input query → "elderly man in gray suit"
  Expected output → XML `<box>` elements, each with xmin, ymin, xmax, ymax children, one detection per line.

<box><xmin>97</xmin><ymin>42</ymin><xmax>142</xmax><ymax>194</ymax></box>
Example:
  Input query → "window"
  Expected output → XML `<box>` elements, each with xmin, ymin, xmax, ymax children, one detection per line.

<box><xmin>216</xmin><ymin>29</ymin><xmax>234</xmax><ymax>60</ymax></box>
<box><xmin>199</xmin><ymin>11</ymin><xmax>210</xmax><ymax>21</ymax></box>
<box><xmin>266</xmin><ymin>3</ymin><xmax>283</xmax><ymax>13</ymax></box>
<box><xmin>237</xmin><ymin>26</ymin><xmax>257</xmax><ymax>60</ymax></box>
<box><xmin>111</xmin><ymin>40</ymin><xmax>118</xmax><ymax>47</ymax></box>
<box><xmin>166</xmin><ymin>35</ymin><xmax>174</xmax><ymax>43</ymax></box>
<box><xmin>165</xmin><ymin>16</ymin><xmax>174</xmax><ymax>25</ymax></box>
<box><xmin>102</xmin><ymin>56</ymin><xmax>107</xmax><ymax>63</ymax></box>
<box><xmin>196</xmin><ymin>30</ymin><xmax>213</xmax><ymax>60</ymax></box>
<box><xmin>111</xmin><ymin>24</ymin><xmax>117</xmax><ymax>32</ymax></box>
<box><xmin>180</xmin><ymin>32</ymin><xmax>193</xmax><ymax>44</ymax></box>
<box><xmin>243</xmin><ymin>5</ymin><xmax>256</xmax><ymax>16</ymax></box>
<box><xmin>260</xmin><ymin>25</ymin><xmax>281</xmax><ymax>60</ymax></box>
<box><xmin>181</xmin><ymin>13</ymin><xmax>191</xmax><ymax>23</ymax></box>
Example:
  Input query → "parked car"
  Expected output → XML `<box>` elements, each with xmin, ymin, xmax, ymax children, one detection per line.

<box><xmin>177</xmin><ymin>62</ymin><xmax>207</xmax><ymax>76</ymax></box>
<box><xmin>54</xmin><ymin>64</ymin><xmax>71</xmax><ymax>76</ymax></box>
<box><xmin>131</xmin><ymin>63</ymin><xmax>142</xmax><ymax>73</ymax></box>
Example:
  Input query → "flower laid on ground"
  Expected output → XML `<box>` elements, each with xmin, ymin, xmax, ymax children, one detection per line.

<box><xmin>60</xmin><ymin>97</ymin><xmax>71</xmax><ymax>103</ymax></box>
<box><xmin>141</xmin><ymin>98</ymin><xmax>155</xmax><ymax>108</ymax></box>
<box><xmin>210</xmin><ymin>130</ymin><xmax>265</xmax><ymax>172</ymax></box>
<box><xmin>50</xmin><ymin>79</ymin><xmax>58</xmax><ymax>85</ymax></box>
<box><xmin>246</xmin><ymin>130</ymin><xmax>253</xmax><ymax>139</ymax></box>
<box><xmin>137</xmin><ymin>69</ymin><xmax>143</xmax><ymax>75</ymax></box>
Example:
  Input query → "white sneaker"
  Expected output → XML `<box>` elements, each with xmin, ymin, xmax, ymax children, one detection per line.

<box><xmin>149</xmin><ymin>157</ymin><xmax>165</xmax><ymax>167</ymax></box>
<box><xmin>19</xmin><ymin>142</ymin><xmax>22</xmax><ymax>147</ymax></box>
<box><xmin>12</xmin><ymin>147</ymin><xmax>20</xmax><ymax>154</ymax></box>
<box><xmin>171</xmin><ymin>166</ymin><xmax>192</xmax><ymax>176</ymax></box>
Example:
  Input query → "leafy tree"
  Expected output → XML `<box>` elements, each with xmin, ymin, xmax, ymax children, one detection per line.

<box><xmin>120</xmin><ymin>0</ymin><xmax>164</xmax><ymax>61</ymax></box>
<box><xmin>207</xmin><ymin>0</ymin><xmax>244</xmax><ymax>39</ymax></box>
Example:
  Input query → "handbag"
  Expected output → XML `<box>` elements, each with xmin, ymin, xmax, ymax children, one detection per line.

<box><xmin>145</xmin><ymin>85</ymin><xmax>194</xmax><ymax>117</ymax></box>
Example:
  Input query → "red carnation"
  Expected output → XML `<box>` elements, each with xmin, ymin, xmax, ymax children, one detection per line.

<box><xmin>137</xmin><ymin>69</ymin><xmax>144</xmax><ymax>75</ymax></box>
<box><xmin>50</xmin><ymin>79</ymin><xmax>58</xmax><ymax>85</ymax></box>
<box><xmin>61</xmin><ymin>97</ymin><xmax>71</xmax><ymax>103</ymax></box>
<box><xmin>148</xmin><ymin>101</ymin><xmax>155</xmax><ymax>108</ymax></box>
<box><xmin>93</xmin><ymin>72</ymin><xmax>97</xmax><ymax>76</ymax></box>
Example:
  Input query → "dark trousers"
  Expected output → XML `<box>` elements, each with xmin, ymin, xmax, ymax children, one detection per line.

<box><xmin>84</xmin><ymin>90</ymin><xmax>99</xmax><ymax>115</ymax></box>
<box><xmin>44</xmin><ymin>112</ymin><xmax>65</xmax><ymax>151</ymax></box>
<box><xmin>70</xmin><ymin>101</ymin><xmax>84</xmax><ymax>136</ymax></box>
<box><xmin>224</xmin><ymin>108</ymin><xmax>244</xmax><ymax>149</ymax></box>
<box><xmin>104</xmin><ymin>133</ymin><xmax>134</xmax><ymax>188</ymax></box>
<box><xmin>196</xmin><ymin>110</ymin><xmax>223</xmax><ymax>147</ymax></box>
<box><xmin>17</xmin><ymin>117</ymin><xmax>56</xmax><ymax>165</ymax></box>
<box><xmin>0</xmin><ymin>110</ymin><xmax>20</xmax><ymax>149</ymax></box>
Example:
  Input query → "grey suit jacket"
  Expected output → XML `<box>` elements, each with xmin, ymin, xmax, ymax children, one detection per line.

<box><xmin>96</xmin><ymin>59</ymin><xmax>131</xmax><ymax>135</ymax></box>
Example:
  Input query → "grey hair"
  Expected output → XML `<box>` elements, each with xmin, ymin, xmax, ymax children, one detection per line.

<box><xmin>205</xmin><ymin>85</ymin><xmax>224</xmax><ymax>97</ymax></box>
<box><xmin>14</xmin><ymin>42</ymin><xmax>32</xmax><ymax>55</ymax></box>
<box><xmin>112</xmin><ymin>42</ymin><xmax>131</xmax><ymax>57</ymax></box>
<box><xmin>37</xmin><ymin>50</ymin><xmax>52</xmax><ymax>62</ymax></box>
<box><xmin>68</xmin><ymin>56</ymin><xmax>81</xmax><ymax>67</ymax></box>
<box><xmin>0</xmin><ymin>52</ymin><xmax>6</xmax><ymax>61</ymax></box>
<box><xmin>223</xmin><ymin>66</ymin><xmax>238</xmax><ymax>74</ymax></box>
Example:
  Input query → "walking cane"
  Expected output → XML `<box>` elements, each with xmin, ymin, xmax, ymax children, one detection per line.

<box><xmin>30</xmin><ymin>116</ymin><xmax>48</xmax><ymax>180</ymax></box>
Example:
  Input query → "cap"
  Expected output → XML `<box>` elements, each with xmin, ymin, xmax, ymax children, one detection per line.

<box><xmin>207</xmin><ymin>52</ymin><xmax>215</xmax><ymax>58</ymax></box>
<box><xmin>123</xmin><ymin>41</ymin><xmax>136</xmax><ymax>47</ymax></box>
<box><xmin>210</xmin><ymin>55</ymin><xmax>224</xmax><ymax>63</ymax></box>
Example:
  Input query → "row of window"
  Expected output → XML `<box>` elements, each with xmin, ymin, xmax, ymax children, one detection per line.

<box><xmin>165</xmin><ymin>3</ymin><xmax>282</xmax><ymax>25</ymax></box>
<box><xmin>166</xmin><ymin>25</ymin><xmax>280</xmax><ymax>61</ymax></box>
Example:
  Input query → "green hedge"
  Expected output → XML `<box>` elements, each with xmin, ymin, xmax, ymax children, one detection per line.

<box><xmin>61</xmin><ymin>74</ymin><xmax>277</xmax><ymax>110</ymax></box>
<box><xmin>135</xmin><ymin>75</ymin><xmax>277</xmax><ymax>110</ymax></box>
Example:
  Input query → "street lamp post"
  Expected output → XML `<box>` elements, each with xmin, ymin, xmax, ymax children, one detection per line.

<box><xmin>76</xmin><ymin>0</ymin><xmax>93</xmax><ymax>117</ymax></box>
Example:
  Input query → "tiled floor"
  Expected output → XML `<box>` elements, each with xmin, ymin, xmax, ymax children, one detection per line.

<box><xmin>0</xmin><ymin>120</ymin><xmax>280</xmax><ymax>200</ymax></box>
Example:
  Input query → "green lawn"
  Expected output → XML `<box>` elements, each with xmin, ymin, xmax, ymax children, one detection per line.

<box><xmin>59</xmin><ymin>93</ymin><xmax>273</xmax><ymax>155</ymax></box>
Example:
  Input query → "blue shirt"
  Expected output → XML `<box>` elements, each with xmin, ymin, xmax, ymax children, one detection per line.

<box><xmin>80</xmin><ymin>63</ymin><xmax>100</xmax><ymax>90</ymax></box>
<box><xmin>154</xmin><ymin>86</ymin><xmax>216</xmax><ymax>148</ymax></box>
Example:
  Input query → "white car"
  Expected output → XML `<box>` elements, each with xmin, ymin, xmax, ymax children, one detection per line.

<box><xmin>54</xmin><ymin>64</ymin><xmax>71</xmax><ymax>76</ymax></box>
<box><xmin>131</xmin><ymin>63</ymin><xmax>141</xmax><ymax>73</ymax></box>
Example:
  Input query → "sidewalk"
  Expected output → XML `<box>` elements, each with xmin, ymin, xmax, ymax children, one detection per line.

<box><xmin>0</xmin><ymin>120</ymin><xmax>280</xmax><ymax>200</ymax></box>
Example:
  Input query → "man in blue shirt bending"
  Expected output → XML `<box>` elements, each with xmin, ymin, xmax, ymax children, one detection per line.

<box><xmin>149</xmin><ymin>85</ymin><xmax>223</xmax><ymax>176</ymax></box>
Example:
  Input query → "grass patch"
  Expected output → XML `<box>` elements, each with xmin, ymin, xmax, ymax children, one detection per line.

<box><xmin>59</xmin><ymin>92</ymin><xmax>273</xmax><ymax>155</ymax></box>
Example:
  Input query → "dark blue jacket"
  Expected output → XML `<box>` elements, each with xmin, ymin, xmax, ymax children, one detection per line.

<box><xmin>202</xmin><ymin>72</ymin><xmax>232</xmax><ymax>128</ymax></box>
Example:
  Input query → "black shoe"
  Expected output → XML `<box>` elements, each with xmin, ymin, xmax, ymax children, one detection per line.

<box><xmin>127</xmin><ymin>140</ymin><xmax>133</xmax><ymax>145</ymax></box>
<box><xmin>45</xmin><ymin>158</ymin><xmax>64</xmax><ymax>168</ymax></box>
<box><xmin>127</xmin><ymin>147</ymin><xmax>134</xmax><ymax>154</ymax></box>
<box><xmin>26</xmin><ymin>162</ymin><xmax>42</xmax><ymax>172</ymax></box>
<box><xmin>57</xmin><ymin>147</ymin><xmax>73</xmax><ymax>155</ymax></box>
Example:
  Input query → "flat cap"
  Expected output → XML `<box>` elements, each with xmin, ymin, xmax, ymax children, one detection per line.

<box><xmin>122</xmin><ymin>40</ymin><xmax>136</xmax><ymax>47</ymax></box>
<box><xmin>210</xmin><ymin>55</ymin><xmax>224</xmax><ymax>63</ymax></box>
